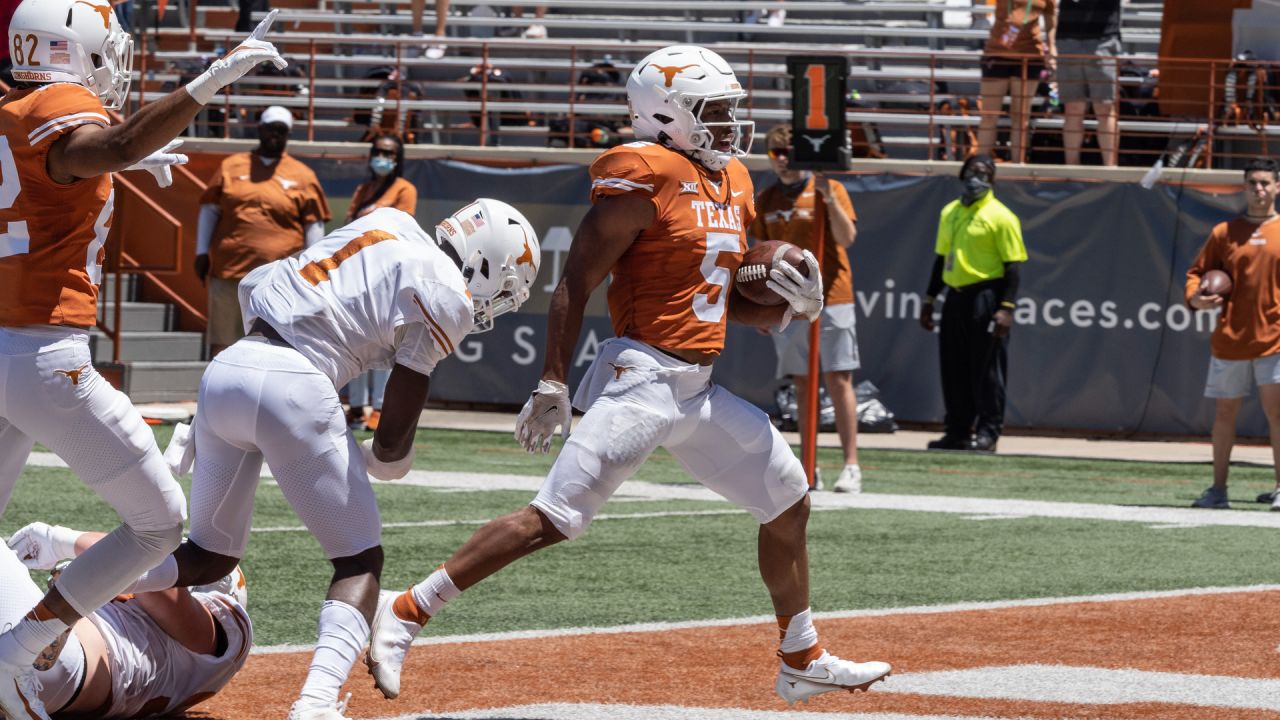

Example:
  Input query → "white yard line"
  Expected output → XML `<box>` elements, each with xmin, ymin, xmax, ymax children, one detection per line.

<box><xmin>252</xmin><ymin>583</ymin><xmax>1280</xmax><ymax>655</ymax></box>
<box><xmin>381</xmin><ymin>705</ymin><xmax>1001</xmax><ymax>720</ymax></box>
<box><xmin>27</xmin><ymin>450</ymin><xmax>1280</xmax><ymax>529</ymax></box>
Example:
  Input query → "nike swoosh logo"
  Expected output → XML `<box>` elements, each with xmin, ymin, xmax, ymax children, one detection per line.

<box><xmin>534</xmin><ymin>406</ymin><xmax>558</xmax><ymax>421</ymax></box>
<box><xmin>792</xmin><ymin>667</ymin><xmax>837</xmax><ymax>683</ymax></box>
<box><xmin>731</xmin><ymin>190</ymin><xmax>745</xmax><ymax>197</ymax></box>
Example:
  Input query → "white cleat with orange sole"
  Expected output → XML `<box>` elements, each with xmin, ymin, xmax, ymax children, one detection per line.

<box><xmin>365</xmin><ymin>592</ymin><xmax>423</xmax><ymax>699</ymax></box>
<box><xmin>775</xmin><ymin>651</ymin><xmax>891</xmax><ymax>704</ymax></box>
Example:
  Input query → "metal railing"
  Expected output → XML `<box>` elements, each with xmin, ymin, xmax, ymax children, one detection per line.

<box><xmin>120</xmin><ymin>30</ymin><xmax>1270</xmax><ymax>169</ymax></box>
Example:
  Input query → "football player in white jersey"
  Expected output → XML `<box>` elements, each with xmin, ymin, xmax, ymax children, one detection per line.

<box><xmin>0</xmin><ymin>5</ymin><xmax>287</xmax><ymax>717</ymax></box>
<box><xmin>126</xmin><ymin>202</ymin><xmax>539</xmax><ymax>720</ymax></box>
<box><xmin>3</xmin><ymin>521</ymin><xmax>251</xmax><ymax>720</ymax></box>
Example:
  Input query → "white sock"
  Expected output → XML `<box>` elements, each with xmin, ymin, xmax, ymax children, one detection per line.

<box><xmin>0</xmin><ymin>608</ymin><xmax>68</xmax><ymax>666</ymax></box>
<box><xmin>122</xmin><ymin>555</ymin><xmax>179</xmax><ymax>594</ymax></box>
<box><xmin>297</xmin><ymin>601</ymin><xmax>369</xmax><ymax>707</ymax></box>
<box><xmin>408</xmin><ymin>567</ymin><xmax>461</xmax><ymax>620</ymax></box>
<box><xmin>778</xmin><ymin>608</ymin><xmax>818</xmax><ymax>654</ymax></box>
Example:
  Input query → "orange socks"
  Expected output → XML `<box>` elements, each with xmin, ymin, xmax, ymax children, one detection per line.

<box><xmin>393</xmin><ymin>590</ymin><xmax>432</xmax><ymax>626</ymax></box>
<box><xmin>777</xmin><ymin>609</ymin><xmax>822</xmax><ymax>670</ymax></box>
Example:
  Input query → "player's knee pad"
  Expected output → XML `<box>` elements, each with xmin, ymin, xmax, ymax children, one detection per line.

<box><xmin>124</xmin><ymin>520</ymin><xmax>185</xmax><ymax>559</ymax></box>
<box><xmin>93</xmin><ymin>448</ymin><xmax>187</xmax><ymax>532</ymax></box>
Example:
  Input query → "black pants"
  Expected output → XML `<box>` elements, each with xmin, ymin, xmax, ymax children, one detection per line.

<box><xmin>939</xmin><ymin>281</ymin><xmax>1007</xmax><ymax>439</ymax></box>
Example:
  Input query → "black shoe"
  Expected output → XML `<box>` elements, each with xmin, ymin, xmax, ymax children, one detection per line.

<box><xmin>969</xmin><ymin>433</ymin><xmax>998</xmax><ymax>453</ymax></box>
<box><xmin>1258</xmin><ymin>489</ymin><xmax>1279</xmax><ymax>504</ymax></box>
<box><xmin>927</xmin><ymin>434</ymin><xmax>970</xmax><ymax>450</ymax></box>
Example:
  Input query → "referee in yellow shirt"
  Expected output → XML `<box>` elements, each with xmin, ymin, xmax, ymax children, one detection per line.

<box><xmin>918</xmin><ymin>155</ymin><xmax>1027</xmax><ymax>452</ymax></box>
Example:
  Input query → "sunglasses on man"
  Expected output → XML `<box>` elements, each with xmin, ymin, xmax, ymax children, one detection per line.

<box><xmin>767</xmin><ymin>147</ymin><xmax>790</xmax><ymax>160</ymax></box>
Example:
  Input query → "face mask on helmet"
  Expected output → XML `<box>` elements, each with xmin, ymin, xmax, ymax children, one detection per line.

<box><xmin>627</xmin><ymin>45</ymin><xmax>755</xmax><ymax>172</ymax></box>
<box><xmin>433</xmin><ymin>198</ymin><xmax>540</xmax><ymax>334</ymax></box>
<box><xmin>9</xmin><ymin>0</ymin><xmax>133</xmax><ymax>109</ymax></box>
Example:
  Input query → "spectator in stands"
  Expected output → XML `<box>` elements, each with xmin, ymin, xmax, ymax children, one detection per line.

<box><xmin>751</xmin><ymin>124</ymin><xmax>862</xmax><ymax>493</ymax></box>
<box><xmin>194</xmin><ymin>106</ymin><xmax>331</xmax><ymax>357</ymax></box>
<box><xmin>409</xmin><ymin>0</ymin><xmax>449</xmax><ymax>59</ymax></box>
<box><xmin>976</xmin><ymin>0</ymin><xmax>1057</xmax><ymax>163</ymax></box>
<box><xmin>343</xmin><ymin>133</ymin><xmax>418</xmax><ymax>430</ymax></box>
<box><xmin>548</xmin><ymin>57</ymin><xmax>629</xmax><ymax>149</ymax></box>
<box><xmin>463</xmin><ymin>62</ymin><xmax>527</xmax><ymax>145</ymax></box>
<box><xmin>919</xmin><ymin>155</ymin><xmax>1026</xmax><ymax>452</ymax></box>
<box><xmin>235</xmin><ymin>0</ymin><xmax>267</xmax><ymax>33</ymax></box>
<box><xmin>355</xmin><ymin>66</ymin><xmax>424</xmax><ymax>144</ymax></box>
<box><xmin>1057</xmin><ymin>0</ymin><xmax>1120</xmax><ymax>166</ymax></box>
<box><xmin>1186</xmin><ymin>158</ymin><xmax>1280</xmax><ymax>510</ymax></box>
<box><xmin>511</xmin><ymin>5</ymin><xmax>548</xmax><ymax>38</ymax></box>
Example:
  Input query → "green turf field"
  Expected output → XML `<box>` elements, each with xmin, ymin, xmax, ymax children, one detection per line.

<box><xmin>7</xmin><ymin>427</ymin><xmax>1277</xmax><ymax>646</ymax></box>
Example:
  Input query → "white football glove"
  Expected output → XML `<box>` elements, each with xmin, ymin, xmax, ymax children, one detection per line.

<box><xmin>766</xmin><ymin>249</ymin><xmax>824</xmax><ymax>324</ymax></box>
<box><xmin>185</xmin><ymin>10</ymin><xmax>288</xmax><ymax>105</ymax></box>
<box><xmin>361</xmin><ymin>438</ymin><xmax>414</xmax><ymax>482</ymax></box>
<box><xmin>124</xmin><ymin>139</ymin><xmax>188</xmax><ymax>189</ymax></box>
<box><xmin>7</xmin><ymin>522</ymin><xmax>81</xmax><ymax>570</ymax></box>
<box><xmin>515</xmin><ymin>379</ymin><xmax>571</xmax><ymax>454</ymax></box>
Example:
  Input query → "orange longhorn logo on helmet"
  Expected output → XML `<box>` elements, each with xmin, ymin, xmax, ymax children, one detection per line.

<box><xmin>75</xmin><ymin>1</ymin><xmax>113</xmax><ymax>29</ymax></box>
<box><xmin>515</xmin><ymin>238</ymin><xmax>535</xmax><ymax>268</ymax></box>
<box><xmin>651</xmin><ymin>64</ymin><xmax>699</xmax><ymax>88</ymax></box>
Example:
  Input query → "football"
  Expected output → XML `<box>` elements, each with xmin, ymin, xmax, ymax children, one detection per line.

<box><xmin>735</xmin><ymin>240</ymin><xmax>809</xmax><ymax>306</ymax></box>
<box><xmin>1199</xmin><ymin>269</ymin><xmax>1232</xmax><ymax>298</ymax></box>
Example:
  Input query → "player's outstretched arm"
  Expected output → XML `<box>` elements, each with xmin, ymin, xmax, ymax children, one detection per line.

<box><xmin>514</xmin><ymin>193</ymin><xmax>652</xmax><ymax>453</ymax></box>
<box><xmin>364</xmin><ymin>363</ymin><xmax>429</xmax><ymax>481</ymax></box>
<box><xmin>541</xmin><ymin>193</ymin><xmax>653</xmax><ymax>383</ymax></box>
<box><xmin>47</xmin><ymin>10</ymin><xmax>286</xmax><ymax>183</ymax></box>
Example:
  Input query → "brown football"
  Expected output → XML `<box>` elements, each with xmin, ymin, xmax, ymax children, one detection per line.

<box><xmin>735</xmin><ymin>240</ymin><xmax>809</xmax><ymax>306</ymax></box>
<box><xmin>1199</xmin><ymin>269</ymin><xmax>1232</xmax><ymax>298</ymax></box>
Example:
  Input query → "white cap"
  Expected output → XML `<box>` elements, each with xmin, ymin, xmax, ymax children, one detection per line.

<box><xmin>259</xmin><ymin>105</ymin><xmax>294</xmax><ymax>130</ymax></box>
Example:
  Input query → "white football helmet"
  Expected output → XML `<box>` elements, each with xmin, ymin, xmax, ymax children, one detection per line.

<box><xmin>9</xmin><ymin>0</ymin><xmax>133</xmax><ymax>109</ymax></box>
<box><xmin>434</xmin><ymin>198</ymin><xmax>540</xmax><ymax>334</ymax></box>
<box><xmin>626</xmin><ymin>45</ymin><xmax>753</xmax><ymax>172</ymax></box>
<box><xmin>193</xmin><ymin>564</ymin><xmax>249</xmax><ymax>609</ymax></box>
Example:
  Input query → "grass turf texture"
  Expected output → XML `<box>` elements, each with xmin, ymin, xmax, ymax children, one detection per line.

<box><xmin>7</xmin><ymin>427</ymin><xmax>1275</xmax><ymax>646</ymax></box>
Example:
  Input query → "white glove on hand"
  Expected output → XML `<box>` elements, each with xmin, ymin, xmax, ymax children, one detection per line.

<box><xmin>124</xmin><ymin>139</ymin><xmax>188</xmax><ymax>189</ymax></box>
<box><xmin>360</xmin><ymin>438</ymin><xmax>414</xmax><ymax>481</ymax></box>
<box><xmin>766</xmin><ymin>249</ymin><xmax>824</xmax><ymax>324</ymax></box>
<box><xmin>515</xmin><ymin>379</ymin><xmax>570</xmax><ymax>454</ymax></box>
<box><xmin>7</xmin><ymin>522</ymin><xmax>81</xmax><ymax>570</ymax></box>
<box><xmin>185</xmin><ymin>10</ymin><xmax>288</xmax><ymax>105</ymax></box>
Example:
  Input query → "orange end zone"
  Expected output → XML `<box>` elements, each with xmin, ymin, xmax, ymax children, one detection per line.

<box><xmin>197</xmin><ymin>589</ymin><xmax>1280</xmax><ymax>720</ymax></box>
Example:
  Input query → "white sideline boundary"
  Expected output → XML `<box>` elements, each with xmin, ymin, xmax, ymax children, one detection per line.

<box><xmin>27</xmin><ymin>449</ymin><xmax>1280</xmax><ymax>530</ymax></box>
<box><xmin>251</xmin><ymin>583</ymin><xmax>1280</xmax><ymax>655</ymax></box>
<box><xmin>387</xmin><ymin>705</ymin><xmax>997</xmax><ymax>720</ymax></box>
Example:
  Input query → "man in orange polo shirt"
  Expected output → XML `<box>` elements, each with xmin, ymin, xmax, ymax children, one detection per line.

<box><xmin>1187</xmin><ymin>157</ymin><xmax>1280</xmax><ymax>510</ymax></box>
<box><xmin>194</xmin><ymin>106</ymin><xmax>331</xmax><ymax>357</ymax></box>
<box><xmin>751</xmin><ymin>124</ymin><xmax>862</xmax><ymax>493</ymax></box>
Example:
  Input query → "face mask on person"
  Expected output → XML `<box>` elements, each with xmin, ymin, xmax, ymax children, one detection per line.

<box><xmin>961</xmin><ymin>175</ymin><xmax>992</xmax><ymax>205</ymax></box>
<box><xmin>370</xmin><ymin>156</ymin><xmax>396</xmax><ymax>177</ymax></box>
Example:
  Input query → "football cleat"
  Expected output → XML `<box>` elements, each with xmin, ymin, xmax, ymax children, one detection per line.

<box><xmin>286</xmin><ymin>693</ymin><xmax>351</xmax><ymax>720</ymax></box>
<box><xmin>365</xmin><ymin>592</ymin><xmax>423</xmax><ymax>699</ymax></box>
<box><xmin>0</xmin><ymin>658</ymin><xmax>51</xmax><ymax>720</ymax></box>
<box><xmin>775</xmin><ymin>651</ymin><xmax>891</xmax><ymax>705</ymax></box>
<box><xmin>193</xmin><ymin>565</ymin><xmax>249</xmax><ymax>609</ymax></box>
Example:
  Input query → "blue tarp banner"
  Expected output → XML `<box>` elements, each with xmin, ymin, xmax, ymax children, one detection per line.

<box><xmin>388</xmin><ymin>159</ymin><xmax>1249</xmax><ymax>436</ymax></box>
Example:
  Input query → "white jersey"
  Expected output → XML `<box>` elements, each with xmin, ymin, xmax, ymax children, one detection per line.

<box><xmin>88</xmin><ymin>591</ymin><xmax>251</xmax><ymax>719</ymax></box>
<box><xmin>240</xmin><ymin>207</ymin><xmax>473</xmax><ymax>388</ymax></box>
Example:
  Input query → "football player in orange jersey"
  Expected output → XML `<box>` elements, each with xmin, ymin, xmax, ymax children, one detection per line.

<box><xmin>366</xmin><ymin>45</ymin><xmax>892</xmax><ymax>705</ymax></box>
<box><xmin>0</xmin><ymin>2</ymin><xmax>287</xmax><ymax>718</ymax></box>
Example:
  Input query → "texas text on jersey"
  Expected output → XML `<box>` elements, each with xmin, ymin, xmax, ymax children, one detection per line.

<box><xmin>590</xmin><ymin>140</ymin><xmax>755</xmax><ymax>355</ymax></box>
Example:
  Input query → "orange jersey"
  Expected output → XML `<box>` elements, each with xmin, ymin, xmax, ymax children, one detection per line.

<box><xmin>347</xmin><ymin>177</ymin><xmax>417</xmax><ymax>221</ymax></box>
<box><xmin>201</xmin><ymin>152</ymin><xmax>330</xmax><ymax>280</ymax></box>
<box><xmin>1185</xmin><ymin>216</ymin><xmax>1280</xmax><ymax>360</ymax></box>
<box><xmin>590</xmin><ymin>142</ymin><xmax>755</xmax><ymax>355</ymax></box>
<box><xmin>750</xmin><ymin>175</ymin><xmax>857</xmax><ymax>305</ymax></box>
<box><xmin>0</xmin><ymin>83</ymin><xmax>113</xmax><ymax>328</ymax></box>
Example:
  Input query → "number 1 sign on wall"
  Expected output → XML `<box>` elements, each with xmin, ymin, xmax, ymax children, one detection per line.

<box><xmin>785</xmin><ymin>55</ymin><xmax>850</xmax><ymax>172</ymax></box>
